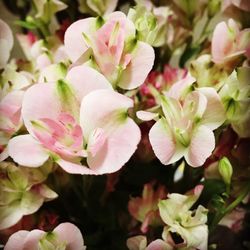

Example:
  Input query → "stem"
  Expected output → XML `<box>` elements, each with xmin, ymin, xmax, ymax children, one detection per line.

<box><xmin>209</xmin><ymin>182</ymin><xmax>250</xmax><ymax>232</ymax></box>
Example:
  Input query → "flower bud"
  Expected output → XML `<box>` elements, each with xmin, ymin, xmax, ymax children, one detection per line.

<box><xmin>218</xmin><ymin>157</ymin><xmax>233</xmax><ymax>185</ymax></box>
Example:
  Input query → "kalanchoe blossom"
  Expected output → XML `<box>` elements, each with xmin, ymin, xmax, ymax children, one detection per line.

<box><xmin>138</xmin><ymin>80</ymin><xmax>226</xmax><ymax>167</ymax></box>
<box><xmin>158</xmin><ymin>185</ymin><xmax>208</xmax><ymax>250</ymax></box>
<box><xmin>8</xmin><ymin>65</ymin><xmax>141</xmax><ymax>175</ymax></box>
<box><xmin>64</xmin><ymin>11</ymin><xmax>155</xmax><ymax>89</ymax></box>
<box><xmin>0</xmin><ymin>19</ymin><xmax>13</xmax><ymax>69</ymax></box>
<box><xmin>78</xmin><ymin>0</ymin><xmax>118</xmax><ymax>16</ymax></box>
<box><xmin>0</xmin><ymin>162</ymin><xmax>57</xmax><ymax>230</ymax></box>
<box><xmin>128</xmin><ymin>0</ymin><xmax>171</xmax><ymax>47</ymax></box>
<box><xmin>128</xmin><ymin>182</ymin><xmax>167</xmax><ymax>233</ymax></box>
<box><xmin>211</xmin><ymin>18</ymin><xmax>250</xmax><ymax>65</ymax></box>
<box><xmin>219</xmin><ymin>67</ymin><xmax>250</xmax><ymax>137</ymax></box>
<box><xmin>4</xmin><ymin>222</ymin><xmax>86</xmax><ymax>250</ymax></box>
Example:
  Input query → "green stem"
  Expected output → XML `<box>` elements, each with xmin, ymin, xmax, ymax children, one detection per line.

<box><xmin>209</xmin><ymin>182</ymin><xmax>250</xmax><ymax>232</ymax></box>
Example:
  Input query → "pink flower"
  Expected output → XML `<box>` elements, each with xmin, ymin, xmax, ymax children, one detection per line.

<box><xmin>64</xmin><ymin>11</ymin><xmax>154</xmax><ymax>89</ymax></box>
<box><xmin>128</xmin><ymin>182</ymin><xmax>167</xmax><ymax>233</ymax></box>
<box><xmin>4</xmin><ymin>222</ymin><xmax>86</xmax><ymax>250</ymax></box>
<box><xmin>8</xmin><ymin>66</ymin><xmax>141</xmax><ymax>175</ymax></box>
<box><xmin>211</xmin><ymin>19</ymin><xmax>250</xmax><ymax>65</ymax></box>
<box><xmin>138</xmin><ymin>85</ymin><xmax>226</xmax><ymax>167</ymax></box>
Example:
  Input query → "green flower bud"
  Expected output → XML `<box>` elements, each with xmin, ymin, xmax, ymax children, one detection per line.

<box><xmin>218</xmin><ymin>157</ymin><xmax>233</xmax><ymax>186</ymax></box>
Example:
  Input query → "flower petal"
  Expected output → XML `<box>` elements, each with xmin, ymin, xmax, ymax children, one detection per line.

<box><xmin>118</xmin><ymin>41</ymin><xmax>155</xmax><ymax>90</ymax></box>
<box><xmin>198</xmin><ymin>87</ymin><xmax>226</xmax><ymax>130</ymax></box>
<box><xmin>64</xmin><ymin>18</ymin><xmax>95</xmax><ymax>62</ymax></box>
<box><xmin>185</xmin><ymin>125</ymin><xmax>215</xmax><ymax>167</ymax></box>
<box><xmin>136</xmin><ymin>111</ymin><xmax>158</xmax><ymax>121</ymax></box>
<box><xmin>56</xmin><ymin>159</ymin><xmax>98</xmax><ymax>175</ymax></box>
<box><xmin>8</xmin><ymin>135</ymin><xmax>49</xmax><ymax>167</ymax></box>
<box><xmin>80</xmin><ymin>89</ymin><xmax>141</xmax><ymax>174</ymax></box>
<box><xmin>22</xmin><ymin>230</ymin><xmax>45</xmax><ymax>250</ymax></box>
<box><xmin>66</xmin><ymin>65</ymin><xmax>112</xmax><ymax>102</ymax></box>
<box><xmin>54</xmin><ymin>222</ymin><xmax>86</xmax><ymax>250</ymax></box>
<box><xmin>22</xmin><ymin>83</ymin><xmax>62</xmax><ymax>135</ymax></box>
<box><xmin>149</xmin><ymin>118</ymin><xmax>181</xmax><ymax>165</ymax></box>
<box><xmin>147</xmin><ymin>239</ymin><xmax>173</xmax><ymax>250</ymax></box>
<box><xmin>0</xmin><ymin>205</ymin><xmax>24</xmax><ymax>230</ymax></box>
<box><xmin>4</xmin><ymin>230</ymin><xmax>29</xmax><ymax>250</ymax></box>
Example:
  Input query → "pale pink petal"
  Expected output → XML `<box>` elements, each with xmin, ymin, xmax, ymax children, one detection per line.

<box><xmin>64</xmin><ymin>18</ymin><xmax>95</xmax><ymax>62</ymax></box>
<box><xmin>183</xmin><ymin>91</ymin><xmax>207</xmax><ymax>119</ymax></box>
<box><xmin>36</xmin><ymin>53</ymin><xmax>51</xmax><ymax>70</ymax></box>
<box><xmin>136</xmin><ymin>111</ymin><xmax>159</xmax><ymax>121</ymax></box>
<box><xmin>8</xmin><ymin>135</ymin><xmax>49</xmax><ymax>167</ymax></box>
<box><xmin>149</xmin><ymin>118</ymin><xmax>177</xmax><ymax>165</ymax></box>
<box><xmin>80</xmin><ymin>90</ymin><xmax>141</xmax><ymax>174</ymax></box>
<box><xmin>0</xmin><ymin>90</ymin><xmax>24</xmax><ymax>110</ymax></box>
<box><xmin>0</xmin><ymin>39</ymin><xmax>11</xmax><ymax>69</ymax></box>
<box><xmin>23</xmin><ymin>79</ymin><xmax>81</xmax><ymax>137</ymax></box>
<box><xmin>107</xmin><ymin>12</ymin><xmax>135</xmax><ymax>39</ymax></box>
<box><xmin>54</xmin><ymin>222</ymin><xmax>86</xmax><ymax>250</ymax></box>
<box><xmin>22</xmin><ymin>83</ymin><xmax>62</xmax><ymax>135</ymax></box>
<box><xmin>87</xmin><ymin>118</ymin><xmax>140</xmax><ymax>174</ymax></box>
<box><xmin>198</xmin><ymin>87</ymin><xmax>226</xmax><ymax>130</ymax></box>
<box><xmin>57</xmin><ymin>159</ymin><xmax>98</xmax><ymax>175</ymax></box>
<box><xmin>87</xmin><ymin>128</ymin><xmax>106</xmax><ymax>157</ymax></box>
<box><xmin>211</xmin><ymin>20</ymin><xmax>236</xmax><ymax>64</ymax></box>
<box><xmin>22</xmin><ymin>230</ymin><xmax>45</xmax><ymax>250</ymax></box>
<box><xmin>167</xmin><ymin>74</ymin><xmax>196</xmax><ymax>100</ymax></box>
<box><xmin>80</xmin><ymin>89</ymin><xmax>133</xmax><ymax>137</ymax></box>
<box><xmin>66</xmin><ymin>65</ymin><xmax>112</xmax><ymax>102</ymax></box>
<box><xmin>0</xmin><ymin>19</ymin><xmax>14</xmax><ymax>50</ymax></box>
<box><xmin>185</xmin><ymin>125</ymin><xmax>215</xmax><ymax>167</ymax></box>
<box><xmin>147</xmin><ymin>239</ymin><xmax>173</xmax><ymax>250</ymax></box>
<box><xmin>4</xmin><ymin>230</ymin><xmax>29</xmax><ymax>250</ymax></box>
<box><xmin>118</xmin><ymin>41</ymin><xmax>155</xmax><ymax>90</ymax></box>
<box><xmin>0</xmin><ymin>19</ymin><xmax>13</xmax><ymax>68</ymax></box>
